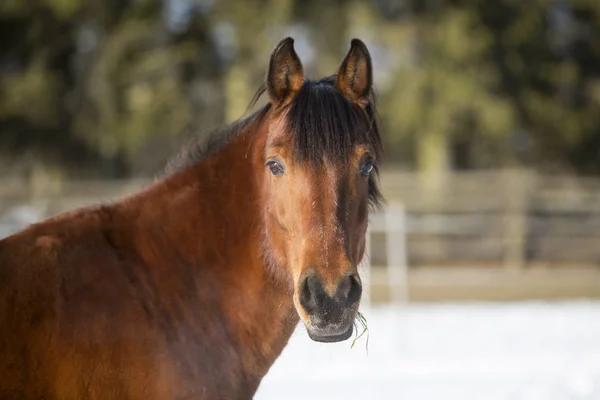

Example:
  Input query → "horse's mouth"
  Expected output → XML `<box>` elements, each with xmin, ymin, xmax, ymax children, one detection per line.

<box><xmin>307</xmin><ymin>325</ymin><xmax>353</xmax><ymax>343</ymax></box>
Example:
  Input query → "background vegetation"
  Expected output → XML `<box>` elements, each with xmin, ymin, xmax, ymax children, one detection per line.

<box><xmin>1</xmin><ymin>0</ymin><xmax>599</xmax><ymax>179</ymax></box>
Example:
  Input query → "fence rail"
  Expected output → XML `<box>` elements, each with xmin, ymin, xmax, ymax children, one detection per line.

<box><xmin>374</xmin><ymin>168</ymin><xmax>600</xmax><ymax>269</ymax></box>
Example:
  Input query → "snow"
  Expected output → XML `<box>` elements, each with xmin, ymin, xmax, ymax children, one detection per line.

<box><xmin>256</xmin><ymin>301</ymin><xmax>600</xmax><ymax>400</ymax></box>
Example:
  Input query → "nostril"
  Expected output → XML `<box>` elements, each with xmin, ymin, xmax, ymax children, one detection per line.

<box><xmin>300</xmin><ymin>275</ymin><xmax>319</xmax><ymax>313</ymax></box>
<box><xmin>306</xmin><ymin>275</ymin><xmax>321</xmax><ymax>295</ymax></box>
<box><xmin>347</xmin><ymin>275</ymin><xmax>362</xmax><ymax>304</ymax></box>
<box><xmin>335</xmin><ymin>276</ymin><xmax>353</xmax><ymax>301</ymax></box>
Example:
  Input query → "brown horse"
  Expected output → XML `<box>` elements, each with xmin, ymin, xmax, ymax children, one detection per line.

<box><xmin>0</xmin><ymin>37</ymin><xmax>382</xmax><ymax>399</ymax></box>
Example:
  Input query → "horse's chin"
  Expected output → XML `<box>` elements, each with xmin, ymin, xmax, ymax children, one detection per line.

<box><xmin>306</xmin><ymin>325</ymin><xmax>353</xmax><ymax>343</ymax></box>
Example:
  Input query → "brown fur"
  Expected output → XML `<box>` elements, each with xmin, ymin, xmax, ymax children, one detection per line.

<box><xmin>0</xmin><ymin>37</ymin><xmax>381</xmax><ymax>399</ymax></box>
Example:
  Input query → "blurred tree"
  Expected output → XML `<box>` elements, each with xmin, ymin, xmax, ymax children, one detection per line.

<box><xmin>210</xmin><ymin>0</ymin><xmax>295</xmax><ymax>122</ymax></box>
<box><xmin>0</xmin><ymin>0</ymin><xmax>220</xmax><ymax>177</ymax></box>
<box><xmin>475</xmin><ymin>0</ymin><xmax>600</xmax><ymax>174</ymax></box>
<box><xmin>0</xmin><ymin>0</ymin><xmax>599</xmax><ymax>179</ymax></box>
<box><xmin>374</xmin><ymin>0</ymin><xmax>516</xmax><ymax>179</ymax></box>
<box><xmin>372</xmin><ymin>0</ymin><xmax>600</xmax><ymax>175</ymax></box>
<box><xmin>294</xmin><ymin>0</ymin><xmax>350</xmax><ymax>76</ymax></box>
<box><xmin>71</xmin><ymin>0</ymin><xmax>221</xmax><ymax>176</ymax></box>
<box><xmin>0</xmin><ymin>0</ymin><xmax>87</xmax><ymax>176</ymax></box>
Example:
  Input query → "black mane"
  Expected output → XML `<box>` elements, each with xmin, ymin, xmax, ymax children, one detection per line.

<box><xmin>164</xmin><ymin>75</ymin><xmax>383</xmax><ymax>207</ymax></box>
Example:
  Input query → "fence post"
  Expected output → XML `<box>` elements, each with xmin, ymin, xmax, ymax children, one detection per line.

<box><xmin>503</xmin><ymin>169</ymin><xmax>532</xmax><ymax>270</ymax></box>
<box><xmin>361</xmin><ymin>224</ymin><xmax>372</xmax><ymax>308</ymax></box>
<box><xmin>386</xmin><ymin>202</ymin><xmax>410</xmax><ymax>304</ymax></box>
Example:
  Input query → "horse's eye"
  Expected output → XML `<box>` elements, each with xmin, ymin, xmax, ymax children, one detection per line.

<box><xmin>266</xmin><ymin>160</ymin><xmax>284</xmax><ymax>176</ymax></box>
<box><xmin>360</xmin><ymin>159</ymin><xmax>374</xmax><ymax>176</ymax></box>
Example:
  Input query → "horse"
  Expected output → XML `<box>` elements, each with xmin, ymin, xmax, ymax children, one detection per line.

<box><xmin>0</xmin><ymin>37</ymin><xmax>383</xmax><ymax>399</ymax></box>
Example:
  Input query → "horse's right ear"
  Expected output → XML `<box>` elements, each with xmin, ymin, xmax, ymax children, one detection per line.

<box><xmin>266</xmin><ymin>37</ymin><xmax>304</xmax><ymax>107</ymax></box>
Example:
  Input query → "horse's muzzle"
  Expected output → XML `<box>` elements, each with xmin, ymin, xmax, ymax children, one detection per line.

<box><xmin>298</xmin><ymin>272</ymin><xmax>361</xmax><ymax>343</ymax></box>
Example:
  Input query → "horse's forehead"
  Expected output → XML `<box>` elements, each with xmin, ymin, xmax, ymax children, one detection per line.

<box><xmin>297</xmin><ymin>159</ymin><xmax>349</xmax><ymax>199</ymax></box>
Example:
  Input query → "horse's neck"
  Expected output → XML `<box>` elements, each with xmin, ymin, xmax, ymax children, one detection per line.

<box><xmin>121</xmin><ymin>120</ymin><xmax>297</xmax><ymax>382</ymax></box>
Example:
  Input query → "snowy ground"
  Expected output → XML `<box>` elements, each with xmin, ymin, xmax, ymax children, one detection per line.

<box><xmin>256</xmin><ymin>301</ymin><xmax>600</xmax><ymax>400</ymax></box>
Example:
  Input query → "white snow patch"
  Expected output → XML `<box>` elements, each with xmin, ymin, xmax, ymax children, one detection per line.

<box><xmin>256</xmin><ymin>301</ymin><xmax>600</xmax><ymax>400</ymax></box>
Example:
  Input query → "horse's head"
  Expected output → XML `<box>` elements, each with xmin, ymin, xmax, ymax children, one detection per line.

<box><xmin>260</xmin><ymin>38</ymin><xmax>382</xmax><ymax>343</ymax></box>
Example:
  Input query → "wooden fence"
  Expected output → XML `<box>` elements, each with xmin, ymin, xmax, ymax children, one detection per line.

<box><xmin>375</xmin><ymin>168</ymin><xmax>600</xmax><ymax>269</ymax></box>
<box><xmin>366</xmin><ymin>168</ymin><xmax>600</xmax><ymax>302</ymax></box>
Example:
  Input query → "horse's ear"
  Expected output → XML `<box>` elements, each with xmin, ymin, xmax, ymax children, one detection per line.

<box><xmin>336</xmin><ymin>39</ymin><xmax>373</xmax><ymax>106</ymax></box>
<box><xmin>266</xmin><ymin>37</ymin><xmax>305</xmax><ymax>106</ymax></box>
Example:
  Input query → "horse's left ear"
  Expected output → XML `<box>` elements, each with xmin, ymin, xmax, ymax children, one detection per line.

<box><xmin>336</xmin><ymin>39</ymin><xmax>373</xmax><ymax>106</ymax></box>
